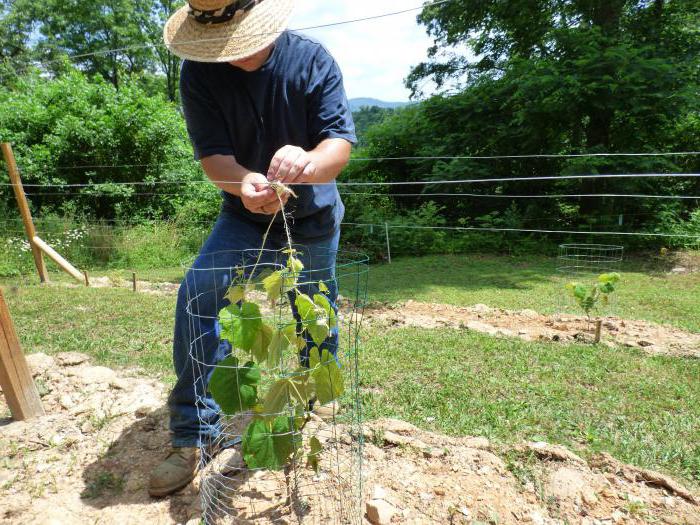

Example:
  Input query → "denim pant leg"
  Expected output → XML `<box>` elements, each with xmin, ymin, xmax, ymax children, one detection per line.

<box><xmin>169</xmin><ymin>209</ymin><xmax>270</xmax><ymax>448</ymax></box>
<box><xmin>290</xmin><ymin>228</ymin><xmax>341</xmax><ymax>368</ymax></box>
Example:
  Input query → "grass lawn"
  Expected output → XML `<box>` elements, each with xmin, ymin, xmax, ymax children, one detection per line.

<box><xmin>2</xmin><ymin>254</ymin><xmax>698</xmax><ymax>487</ymax></box>
<box><xmin>359</xmin><ymin>327</ymin><xmax>700</xmax><ymax>488</ymax></box>
<box><xmin>366</xmin><ymin>254</ymin><xmax>700</xmax><ymax>332</ymax></box>
<box><xmin>11</xmin><ymin>252</ymin><xmax>700</xmax><ymax>332</ymax></box>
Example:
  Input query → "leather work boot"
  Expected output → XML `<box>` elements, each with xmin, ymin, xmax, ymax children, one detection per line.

<box><xmin>148</xmin><ymin>447</ymin><xmax>200</xmax><ymax>497</ymax></box>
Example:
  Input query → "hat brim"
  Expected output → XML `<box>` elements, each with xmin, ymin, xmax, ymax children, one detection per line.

<box><xmin>163</xmin><ymin>0</ymin><xmax>295</xmax><ymax>63</ymax></box>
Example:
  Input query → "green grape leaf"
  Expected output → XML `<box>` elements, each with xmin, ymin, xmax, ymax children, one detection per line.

<box><xmin>296</xmin><ymin>294</ymin><xmax>329</xmax><ymax>346</ymax></box>
<box><xmin>310</xmin><ymin>347</ymin><xmax>344</xmax><ymax>405</ymax></box>
<box><xmin>267</xmin><ymin>324</ymin><xmax>298</xmax><ymax>368</ymax></box>
<box><xmin>599</xmin><ymin>282</ymin><xmax>615</xmax><ymax>294</ymax></box>
<box><xmin>219</xmin><ymin>302</ymin><xmax>263</xmax><ymax>351</ymax></box>
<box><xmin>598</xmin><ymin>272</ymin><xmax>621</xmax><ymax>285</ymax></box>
<box><xmin>318</xmin><ymin>281</ymin><xmax>329</xmax><ymax>294</ymax></box>
<box><xmin>218</xmin><ymin>305</ymin><xmax>238</xmax><ymax>343</ymax></box>
<box><xmin>225</xmin><ymin>285</ymin><xmax>246</xmax><ymax>304</ymax></box>
<box><xmin>209</xmin><ymin>357</ymin><xmax>260</xmax><ymax>415</ymax></box>
<box><xmin>262</xmin><ymin>271</ymin><xmax>284</xmax><ymax>303</ymax></box>
<box><xmin>309</xmin><ymin>345</ymin><xmax>321</xmax><ymax>369</ymax></box>
<box><xmin>314</xmin><ymin>293</ymin><xmax>337</xmax><ymax>330</ymax></box>
<box><xmin>573</xmin><ymin>284</ymin><xmax>588</xmax><ymax>301</ymax></box>
<box><xmin>262</xmin><ymin>370</ymin><xmax>312</xmax><ymax>420</ymax></box>
<box><xmin>307</xmin><ymin>436</ymin><xmax>323</xmax><ymax>473</ymax></box>
<box><xmin>287</xmin><ymin>256</ymin><xmax>304</xmax><ymax>274</ymax></box>
<box><xmin>242</xmin><ymin>416</ymin><xmax>300</xmax><ymax>471</ymax></box>
<box><xmin>251</xmin><ymin>323</ymin><xmax>273</xmax><ymax>364</ymax></box>
<box><xmin>263</xmin><ymin>379</ymin><xmax>290</xmax><ymax>419</ymax></box>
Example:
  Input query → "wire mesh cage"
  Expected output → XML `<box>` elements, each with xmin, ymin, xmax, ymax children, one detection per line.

<box><xmin>557</xmin><ymin>243</ymin><xmax>624</xmax><ymax>276</ymax></box>
<box><xmin>183</xmin><ymin>247</ymin><xmax>368</xmax><ymax>524</ymax></box>
<box><xmin>556</xmin><ymin>243</ymin><xmax>624</xmax><ymax>317</ymax></box>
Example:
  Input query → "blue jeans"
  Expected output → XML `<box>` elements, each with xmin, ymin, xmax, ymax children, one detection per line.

<box><xmin>169</xmin><ymin>208</ymin><xmax>340</xmax><ymax>447</ymax></box>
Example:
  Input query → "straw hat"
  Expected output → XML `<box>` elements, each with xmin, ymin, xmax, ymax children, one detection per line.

<box><xmin>163</xmin><ymin>0</ymin><xmax>295</xmax><ymax>63</ymax></box>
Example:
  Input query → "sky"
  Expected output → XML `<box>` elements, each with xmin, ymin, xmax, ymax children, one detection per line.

<box><xmin>288</xmin><ymin>1</ymin><xmax>435</xmax><ymax>102</ymax></box>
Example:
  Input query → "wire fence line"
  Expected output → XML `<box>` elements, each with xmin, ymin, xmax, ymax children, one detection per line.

<box><xmin>350</xmin><ymin>151</ymin><xmax>700</xmax><ymax>161</ymax></box>
<box><xmin>1</xmin><ymin>218</ymin><xmax>697</xmax><ymax>240</ymax></box>
<box><xmin>17</xmin><ymin>150</ymin><xmax>700</xmax><ymax>172</ymax></box>
<box><xmin>2</xmin><ymin>172</ymin><xmax>700</xmax><ymax>188</ymax></box>
<box><xmin>343</xmin><ymin>222</ymin><xmax>700</xmax><ymax>239</ymax></box>
<box><xmin>1</xmin><ymin>189</ymin><xmax>697</xmax><ymax>200</ymax></box>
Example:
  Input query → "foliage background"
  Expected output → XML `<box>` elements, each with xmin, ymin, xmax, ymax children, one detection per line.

<box><xmin>0</xmin><ymin>0</ymin><xmax>699</xmax><ymax>274</ymax></box>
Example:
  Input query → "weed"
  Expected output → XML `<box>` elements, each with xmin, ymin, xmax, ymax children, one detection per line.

<box><xmin>82</xmin><ymin>471</ymin><xmax>125</xmax><ymax>499</ymax></box>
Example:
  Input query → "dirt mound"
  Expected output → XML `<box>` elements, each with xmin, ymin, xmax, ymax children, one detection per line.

<box><xmin>1</xmin><ymin>355</ymin><xmax>698</xmax><ymax>524</ymax></box>
<box><xmin>363</xmin><ymin>300</ymin><xmax>700</xmax><ymax>359</ymax></box>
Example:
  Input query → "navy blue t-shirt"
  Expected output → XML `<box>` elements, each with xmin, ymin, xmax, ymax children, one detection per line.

<box><xmin>180</xmin><ymin>31</ymin><xmax>356</xmax><ymax>240</ymax></box>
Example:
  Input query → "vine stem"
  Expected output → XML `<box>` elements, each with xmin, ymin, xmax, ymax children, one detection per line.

<box><xmin>245</xmin><ymin>181</ymin><xmax>297</xmax><ymax>289</ymax></box>
<box><xmin>245</xmin><ymin>209</ymin><xmax>279</xmax><ymax>289</ymax></box>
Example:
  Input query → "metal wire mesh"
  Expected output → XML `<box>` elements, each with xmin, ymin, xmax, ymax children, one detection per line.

<box><xmin>183</xmin><ymin>247</ymin><xmax>368</xmax><ymax>524</ymax></box>
<box><xmin>556</xmin><ymin>243</ymin><xmax>624</xmax><ymax>316</ymax></box>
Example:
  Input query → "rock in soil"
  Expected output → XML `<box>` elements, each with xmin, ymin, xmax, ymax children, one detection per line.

<box><xmin>364</xmin><ymin>300</ymin><xmax>700</xmax><ymax>358</ymax></box>
<box><xmin>1</xmin><ymin>356</ymin><xmax>699</xmax><ymax>524</ymax></box>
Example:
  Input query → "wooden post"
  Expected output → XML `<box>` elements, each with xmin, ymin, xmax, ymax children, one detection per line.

<box><xmin>594</xmin><ymin>319</ymin><xmax>603</xmax><ymax>343</ymax></box>
<box><xmin>132</xmin><ymin>272</ymin><xmax>137</xmax><ymax>292</ymax></box>
<box><xmin>0</xmin><ymin>287</ymin><xmax>44</xmax><ymax>420</ymax></box>
<box><xmin>0</xmin><ymin>143</ymin><xmax>49</xmax><ymax>283</ymax></box>
<box><xmin>84</xmin><ymin>270</ymin><xmax>90</xmax><ymax>287</ymax></box>
<box><xmin>32</xmin><ymin>236</ymin><xmax>84</xmax><ymax>282</ymax></box>
<box><xmin>384</xmin><ymin>223</ymin><xmax>392</xmax><ymax>264</ymax></box>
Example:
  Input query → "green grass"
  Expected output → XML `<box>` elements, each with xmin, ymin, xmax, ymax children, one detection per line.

<box><xmin>3</xmin><ymin>285</ymin><xmax>177</xmax><ymax>383</ymax></box>
<box><xmin>359</xmin><ymin>327</ymin><xmax>700</xmax><ymax>487</ymax></box>
<box><xmin>10</xmin><ymin>253</ymin><xmax>700</xmax><ymax>331</ymax></box>
<box><xmin>366</xmin><ymin>254</ymin><xmax>700</xmax><ymax>332</ymax></box>
<box><xmin>2</xmin><ymin>253</ymin><xmax>699</xmax><ymax>487</ymax></box>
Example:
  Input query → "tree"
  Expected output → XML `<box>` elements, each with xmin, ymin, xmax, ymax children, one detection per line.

<box><xmin>346</xmin><ymin>1</ymin><xmax>700</xmax><ymax>245</ymax></box>
<box><xmin>0</xmin><ymin>0</ymin><xmax>183</xmax><ymax>98</ymax></box>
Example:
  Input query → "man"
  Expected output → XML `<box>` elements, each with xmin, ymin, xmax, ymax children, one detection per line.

<box><xmin>149</xmin><ymin>0</ymin><xmax>356</xmax><ymax>497</ymax></box>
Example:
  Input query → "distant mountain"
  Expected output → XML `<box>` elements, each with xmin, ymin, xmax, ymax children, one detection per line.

<box><xmin>348</xmin><ymin>98</ymin><xmax>409</xmax><ymax>111</ymax></box>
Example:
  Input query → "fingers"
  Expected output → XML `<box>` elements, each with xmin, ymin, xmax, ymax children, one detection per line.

<box><xmin>241</xmin><ymin>176</ymin><xmax>290</xmax><ymax>215</ymax></box>
<box><xmin>268</xmin><ymin>146</ymin><xmax>314</xmax><ymax>183</ymax></box>
<box><xmin>267</xmin><ymin>146</ymin><xmax>292</xmax><ymax>180</ymax></box>
<box><xmin>300</xmin><ymin>162</ymin><xmax>317</xmax><ymax>183</ymax></box>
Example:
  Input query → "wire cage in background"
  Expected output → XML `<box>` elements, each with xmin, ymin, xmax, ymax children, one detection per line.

<box><xmin>183</xmin><ymin>247</ymin><xmax>368</xmax><ymax>524</ymax></box>
<box><xmin>556</xmin><ymin>243</ymin><xmax>624</xmax><ymax>316</ymax></box>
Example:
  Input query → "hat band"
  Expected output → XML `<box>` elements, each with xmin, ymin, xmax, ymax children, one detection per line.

<box><xmin>188</xmin><ymin>0</ymin><xmax>262</xmax><ymax>25</ymax></box>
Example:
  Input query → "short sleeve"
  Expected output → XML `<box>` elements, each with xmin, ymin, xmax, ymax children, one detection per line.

<box><xmin>306</xmin><ymin>53</ymin><xmax>357</xmax><ymax>147</ymax></box>
<box><xmin>180</xmin><ymin>61</ymin><xmax>235</xmax><ymax>160</ymax></box>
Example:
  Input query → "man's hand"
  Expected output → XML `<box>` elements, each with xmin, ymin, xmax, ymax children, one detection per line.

<box><xmin>267</xmin><ymin>145</ymin><xmax>317</xmax><ymax>184</ymax></box>
<box><xmin>240</xmin><ymin>172</ymin><xmax>289</xmax><ymax>215</ymax></box>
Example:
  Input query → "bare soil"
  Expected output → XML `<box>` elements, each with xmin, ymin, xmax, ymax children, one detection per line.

<box><xmin>1</xmin><ymin>354</ymin><xmax>698</xmax><ymax>524</ymax></box>
<box><xmin>362</xmin><ymin>300</ymin><xmax>700</xmax><ymax>359</ymax></box>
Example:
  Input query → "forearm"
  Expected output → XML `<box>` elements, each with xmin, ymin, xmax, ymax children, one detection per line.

<box><xmin>200</xmin><ymin>154</ymin><xmax>253</xmax><ymax>197</ymax></box>
<box><xmin>306</xmin><ymin>138</ymin><xmax>352</xmax><ymax>183</ymax></box>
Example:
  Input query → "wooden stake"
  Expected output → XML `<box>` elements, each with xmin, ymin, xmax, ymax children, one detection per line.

<box><xmin>132</xmin><ymin>272</ymin><xmax>137</xmax><ymax>292</ymax></box>
<box><xmin>84</xmin><ymin>270</ymin><xmax>90</xmax><ymax>287</ymax></box>
<box><xmin>384</xmin><ymin>222</ymin><xmax>392</xmax><ymax>264</ymax></box>
<box><xmin>32</xmin><ymin>236</ymin><xmax>84</xmax><ymax>283</ymax></box>
<box><xmin>0</xmin><ymin>143</ymin><xmax>49</xmax><ymax>283</ymax></box>
<box><xmin>594</xmin><ymin>319</ymin><xmax>603</xmax><ymax>343</ymax></box>
<box><xmin>0</xmin><ymin>287</ymin><xmax>44</xmax><ymax>420</ymax></box>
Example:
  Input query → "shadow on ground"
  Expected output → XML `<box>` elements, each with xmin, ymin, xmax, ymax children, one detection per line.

<box><xmin>80</xmin><ymin>405</ymin><xmax>200</xmax><ymax>524</ymax></box>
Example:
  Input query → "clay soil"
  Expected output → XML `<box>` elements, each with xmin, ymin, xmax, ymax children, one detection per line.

<box><xmin>362</xmin><ymin>301</ymin><xmax>700</xmax><ymax>359</ymax></box>
<box><xmin>1</xmin><ymin>353</ymin><xmax>698</xmax><ymax>524</ymax></box>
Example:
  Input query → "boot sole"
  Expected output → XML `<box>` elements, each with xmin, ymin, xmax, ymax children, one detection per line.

<box><xmin>148</xmin><ymin>472</ymin><xmax>196</xmax><ymax>498</ymax></box>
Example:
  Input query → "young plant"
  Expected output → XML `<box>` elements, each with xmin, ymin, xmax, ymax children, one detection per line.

<box><xmin>565</xmin><ymin>272</ymin><xmax>621</xmax><ymax>321</ymax></box>
<box><xmin>566</xmin><ymin>273</ymin><xmax>621</xmax><ymax>343</ymax></box>
<box><xmin>208</xmin><ymin>250</ymin><xmax>343</xmax><ymax>473</ymax></box>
